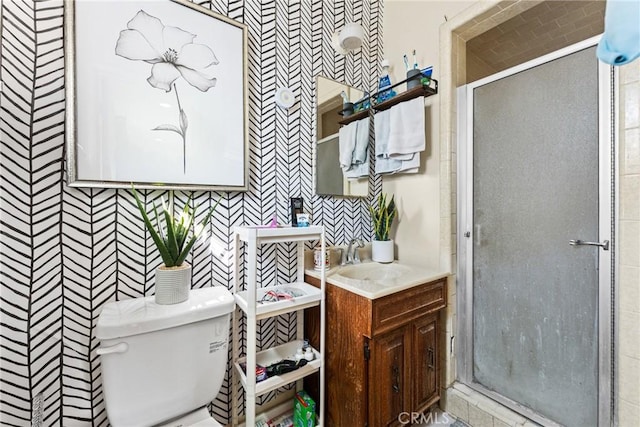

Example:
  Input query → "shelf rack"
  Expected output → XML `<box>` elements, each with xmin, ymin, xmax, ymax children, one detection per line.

<box><xmin>338</xmin><ymin>76</ymin><xmax>438</xmax><ymax>126</ymax></box>
<box><xmin>231</xmin><ymin>225</ymin><xmax>326</xmax><ymax>426</ymax></box>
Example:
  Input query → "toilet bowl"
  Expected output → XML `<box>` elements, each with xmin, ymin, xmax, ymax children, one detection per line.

<box><xmin>96</xmin><ymin>287</ymin><xmax>234</xmax><ymax>427</ymax></box>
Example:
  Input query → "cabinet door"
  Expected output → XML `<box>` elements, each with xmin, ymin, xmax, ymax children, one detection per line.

<box><xmin>412</xmin><ymin>314</ymin><xmax>439</xmax><ymax>412</ymax></box>
<box><xmin>369</xmin><ymin>326</ymin><xmax>411</xmax><ymax>427</ymax></box>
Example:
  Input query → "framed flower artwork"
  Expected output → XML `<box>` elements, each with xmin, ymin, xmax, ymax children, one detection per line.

<box><xmin>64</xmin><ymin>0</ymin><xmax>248</xmax><ymax>190</ymax></box>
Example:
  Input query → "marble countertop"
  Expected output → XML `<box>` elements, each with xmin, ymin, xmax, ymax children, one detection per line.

<box><xmin>304</xmin><ymin>261</ymin><xmax>449</xmax><ymax>300</ymax></box>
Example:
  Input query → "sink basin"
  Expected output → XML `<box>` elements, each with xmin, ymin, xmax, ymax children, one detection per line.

<box><xmin>335</xmin><ymin>263</ymin><xmax>411</xmax><ymax>282</ymax></box>
<box><xmin>310</xmin><ymin>260</ymin><xmax>447</xmax><ymax>299</ymax></box>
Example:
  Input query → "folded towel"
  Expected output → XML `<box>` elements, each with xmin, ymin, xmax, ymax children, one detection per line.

<box><xmin>374</xmin><ymin>108</ymin><xmax>390</xmax><ymax>158</ymax></box>
<box><xmin>338</xmin><ymin>121</ymin><xmax>358</xmax><ymax>170</ymax></box>
<box><xmin>344</xmin><ymin>154</ymin><xmax>369</xmax><ymax>178</ymax></box>
<box><xmin>339</xmin><ymin>117</ymin><xmax>370</xmax><ymax>179</ymax></box>
<box><xmin>374</xmin><ymin>109</ymin><xmax>403</xmax><ymax>174</ymax></box>
<box><xmin>395</xmin><ymin>152</ymin><xmax>420</xmax><ymax>173</ymax></box>
<box><xmin>352</xmin><ymin>117</ymin><xmax>370</xmax><ymax>165</ymax></box>
<box><xmin>388</xmin><ymin>97</ymin><xmax>425</xmax><ymax>157</ymax></box>
<box><xmin>375</xmin><ymin>157</ymin><xmax>403</xmax><ymax>174</ymax></box>
<box><xmin>597</xmin><ymin>0</ymin><xmax>640</xmax><ymax>66</ymax></box>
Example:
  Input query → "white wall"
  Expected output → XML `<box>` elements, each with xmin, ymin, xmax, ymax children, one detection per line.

<box><xmin>383</xmin><ymin>0</ymin><xmax>474</xmax><ymax>269</ymax></box>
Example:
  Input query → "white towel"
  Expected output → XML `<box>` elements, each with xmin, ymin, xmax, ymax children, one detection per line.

<box><xmin>388</xmin><ymin>97</ymin><xmax>425</xmax><ymax>157</ymax></box>
<box><xmin>374</xmin><ymin>109</ymin><xmax>402</xmax><ymax>174</ymax></box>
<box><xmin>339</xmin><ymin>117</ymin><xmax>370</xmax><ymax>179</ymax></box>
<box><xmin>395</xmin><ymin>152</ymin><xmax>420</xmax><ymax>173</ymax></box>
<box><xmin>338</xmin><ymin>121</ymin><xmax>358</xmax><ymax>170</ymax></box>
<box><xmin>374</xmin><ymin>109</ymin><xmax>390</xmax><ymax>158</ymax></box>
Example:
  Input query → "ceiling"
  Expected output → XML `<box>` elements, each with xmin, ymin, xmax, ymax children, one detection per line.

<box><xmin>466</xmin><ymin>0</ymin><xmax>605</xmax><ymax>83</ymax></box>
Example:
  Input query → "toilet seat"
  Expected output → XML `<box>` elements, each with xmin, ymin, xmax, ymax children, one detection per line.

<box><xmin>155</xmin><ymin>407</ymin><xmax>222</xmax><ymax>427</ymax></box>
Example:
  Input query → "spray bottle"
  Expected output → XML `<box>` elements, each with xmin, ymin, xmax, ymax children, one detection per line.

<box><xmin>378</xmin><ymin>59</ymin><xmax>396</xmax><ymax>102</ymax></box>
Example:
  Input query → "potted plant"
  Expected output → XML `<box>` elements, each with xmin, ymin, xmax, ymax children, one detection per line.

<box><xmin>369</xmin><ymin>193</ymin><xmax>397</xmax><ymax>263</ymax></box>
<box><xmin>132</xmin><ymin>186</ymin><xmax>219</xmax><ymax>304</ymax></box>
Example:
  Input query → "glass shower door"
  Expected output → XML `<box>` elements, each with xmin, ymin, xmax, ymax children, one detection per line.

<box><xmin>468</xmin><ymin>45</ymin><xmax>609</xmax><ymax>427</ymax></box>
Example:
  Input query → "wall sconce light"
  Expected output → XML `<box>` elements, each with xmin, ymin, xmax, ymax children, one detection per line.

<box><xmin>331</xmin><ymin>22</ymin><xmax>364</xmax><ymax>55</ymax></box>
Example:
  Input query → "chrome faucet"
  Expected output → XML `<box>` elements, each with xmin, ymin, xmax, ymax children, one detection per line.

<box><xmin>343</xmin><ymin>237</ymin><xmax>365</xmax><ymax>265</ymax></box>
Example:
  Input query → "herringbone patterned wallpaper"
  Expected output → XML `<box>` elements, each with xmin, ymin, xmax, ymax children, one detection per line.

<box><xmin>0</xmin><ymin>0</ymin><xmax>382</xmax><ymax>424</ymax></box>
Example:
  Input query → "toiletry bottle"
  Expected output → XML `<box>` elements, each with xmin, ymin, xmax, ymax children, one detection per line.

<box><xmin>290</xmin><ymin>197</ymin><xmax>303</xmax><ymax>226</ymax></box>
<box><xmin>378</xmin><ymin>59</ymin><xmax>396</xmax><ymax>103</ymax></box>
<box><xmin>295</xmin><ymin>348</ymin><xmax>304</xmax><ymax>362</ymax></box>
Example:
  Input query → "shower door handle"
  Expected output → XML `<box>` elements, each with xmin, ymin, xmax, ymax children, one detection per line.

<box><xmin>569</xmin><ymin>239</ymin><xmax>609</xmax><ymax>251</ymax></box>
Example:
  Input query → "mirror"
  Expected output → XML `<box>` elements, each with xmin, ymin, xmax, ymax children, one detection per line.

<box><xmin>315</xmin><ymin>76</ymin><xmax>368</xmax><ymax>198</ymax></box>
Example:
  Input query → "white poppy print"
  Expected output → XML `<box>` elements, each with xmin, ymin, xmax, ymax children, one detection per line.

<box><xmin>115</xmin><ymin>10</ymin><xmax>219</xmax><ymax>173</ymax></box>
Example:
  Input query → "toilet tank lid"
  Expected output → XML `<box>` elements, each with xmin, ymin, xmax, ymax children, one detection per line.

<box><xmin>96</xmin><ymin>287</ymin><xmax>234</xmax><ymax>340</ymax></box>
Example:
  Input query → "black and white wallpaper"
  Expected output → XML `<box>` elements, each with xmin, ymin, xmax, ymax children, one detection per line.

<box><xmin>0</xmin><ymin>0</ymin><xmax>382</xmax><ymax>425</ymax></box>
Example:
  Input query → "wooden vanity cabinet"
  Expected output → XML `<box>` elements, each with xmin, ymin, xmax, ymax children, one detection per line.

<box><xmin>304</xmin><ymin>275</ymin><xmax>447</xmax><ymax>427</ymax></box>
<box><xmin>368</xmin><ymin>325</ymin><xmax>412</xmax><ymax>427</ymax></box>
<box><xmin>412</xmin><ymin>314</ymin><xmax>440</xmax><ymax>412</ymax></box>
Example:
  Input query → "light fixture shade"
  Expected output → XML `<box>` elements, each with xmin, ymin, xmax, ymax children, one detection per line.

<box><xmin>331</xmin><ymin>31</ymin><xmax>349</xmax><ymax>55</ymax></box>
<box><xmin>339</xmin><ymin>22</ymin><xmax>364</xmax><ymax>50</ymax></box>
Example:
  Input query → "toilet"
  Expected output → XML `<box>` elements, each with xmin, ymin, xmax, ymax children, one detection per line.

<box><xmin>96</xmin><ymin>286</ymin><xmax>234</xmax><ymax>427</ymax></box>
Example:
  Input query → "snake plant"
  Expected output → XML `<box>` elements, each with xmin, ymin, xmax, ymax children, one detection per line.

<box><xmin>369</xmin><ymin>193</ymin><xmax>397</xmax><ymax>241</ymax></box>
<box><xmin>132</xmin><ymin>186</ymin><xmax>219</xmax><ymax>267</ymax></box>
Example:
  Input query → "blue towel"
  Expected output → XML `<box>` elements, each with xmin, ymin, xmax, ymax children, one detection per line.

<box><xmin>352</xmin><ymin>117</ymin><xmax>370</xmax><ymax>165</ymax></box>
<box><xmin>344</xmin><ymin>117</ymin><xmax>370</xmax><ymax>179</ymax></box>
<box><xmin>597</xmin><ymin>0</ymin><xmax>640</xmax><ymax>66</ymax></box>
<box><xmin>340</xmin><ymin>117</ymin><xmax>370</xmax><ymax>179</ymax></box>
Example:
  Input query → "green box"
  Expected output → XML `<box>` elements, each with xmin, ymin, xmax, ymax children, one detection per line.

<box><xmin>293</xmin><ymin>390</ymin><xmax>316</xmax><ymax>427</ymax></box>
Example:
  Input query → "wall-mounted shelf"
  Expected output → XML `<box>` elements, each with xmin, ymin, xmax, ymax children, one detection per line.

<box><xmin>373</xmin><ymin>84</ymin><xmax>437</xmax><ymax>112</ymax></box>
<box><xmin>338</xmin><ymin>109</ymin><xmax>369</xmax><ymax>125</ymax></box>
<box><xmin>337</xmin><ymin>77</ymin><xmax>438</xmax><ymax>126</ymax></box>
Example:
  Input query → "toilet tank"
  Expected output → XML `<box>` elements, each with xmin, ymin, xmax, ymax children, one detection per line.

<box><xmin>96</xmin><ymin>287</ymin><xmax>234</xmax><ymax>427</ymax></box>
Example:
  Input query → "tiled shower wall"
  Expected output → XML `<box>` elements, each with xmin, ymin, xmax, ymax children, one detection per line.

<box><xmin>618</xmin><ymin>60</ymin><xmax>640</xmax><ymax>425</ymax></box>
<box><xmin>0</xmin><ymin>1</ymin><xmax>382</xmax><ymax>425</ymax></box>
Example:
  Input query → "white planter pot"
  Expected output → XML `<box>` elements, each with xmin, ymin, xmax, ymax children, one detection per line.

<box><xmin>372</xmin><ymin>239</ymin><xmax>394</xmax><ymax>263</ymax></box>
<box><xmin>155</xmin><ymin>263</ymin><xmax>191</xmax><ymax>305</ymax></box>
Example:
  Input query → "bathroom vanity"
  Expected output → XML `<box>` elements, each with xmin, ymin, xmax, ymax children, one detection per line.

<box><xmin>304</xmin><ymin>263</ymin><xmax>447</xmax><ymax>427</ymax></box>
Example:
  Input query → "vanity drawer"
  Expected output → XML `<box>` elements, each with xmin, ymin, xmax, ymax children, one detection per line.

<box><xmin>372</xmin><ymin>279</ymin><xmax>446</xmax><ymax>335</ymax></box>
